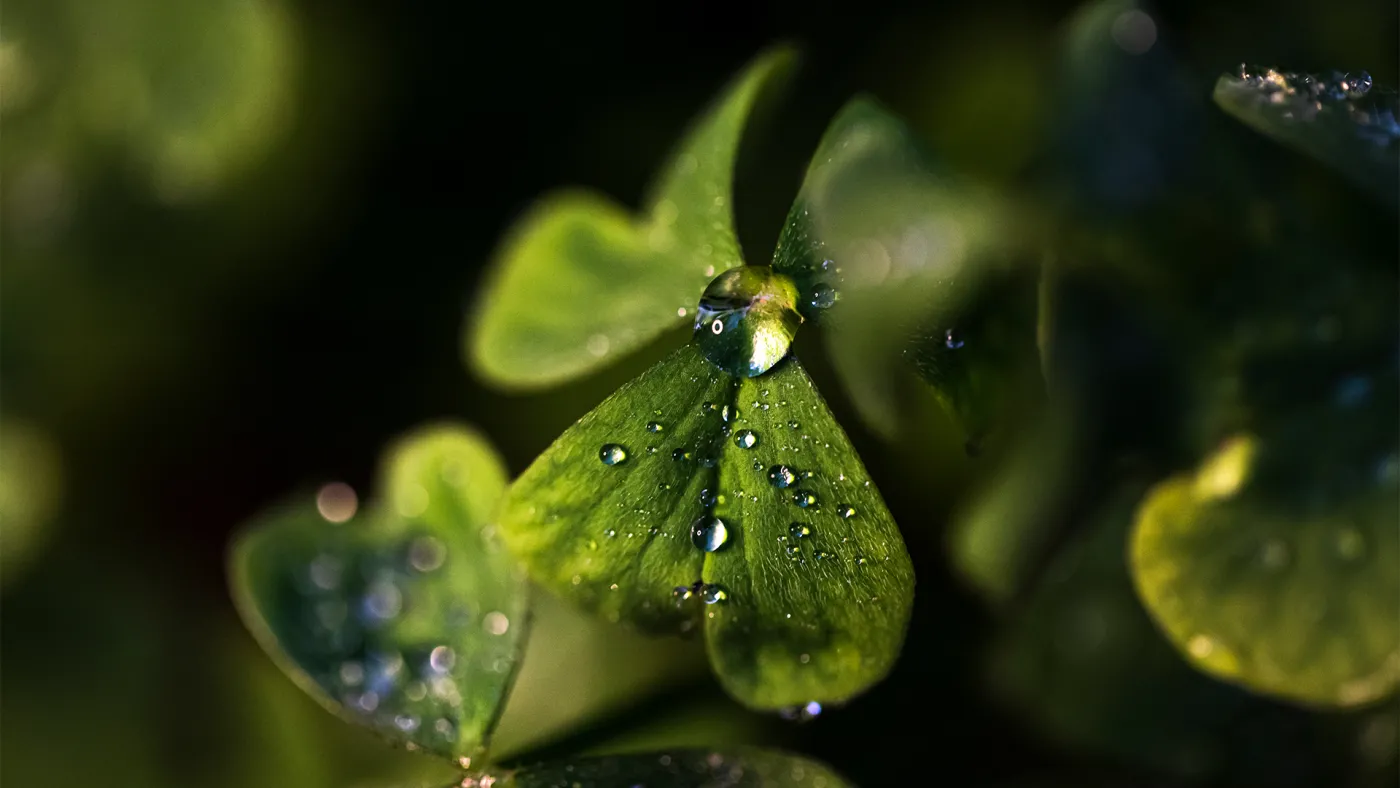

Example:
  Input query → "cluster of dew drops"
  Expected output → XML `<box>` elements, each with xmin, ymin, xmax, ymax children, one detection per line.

<box><xmin>295</xmin><ymin>480</ymin><xmax>514</xmax><ymax>754</ymax></box>
<box><xmin>1232</xmin><ymin>64</ymin><xmax>1400</xmax><ymax>148</ymax></box>
<box><xmin>596</xmin><ymin>391</ymin><xmax>869</xmax><ymax>610</ymax></box>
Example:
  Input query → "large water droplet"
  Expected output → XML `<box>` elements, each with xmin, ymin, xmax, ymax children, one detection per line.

<box><xmin>690</xmin><ymin>515</ymin><xmax>730</xmax><ymax>552</ymax></box>
<box><xmin>793</xmin><ymin>489</ymin><xmax>819</xmax><ymax>508</ymax></box>
<box><xmin>734</xmin><ymin>429</ymin><xmax>759</xmax><ymax>449</ymax></box>
<box><xmin>599</xmin><ymin>444</ymin><xmax>628</xmax><ymax>466</ymax></box>
<box><xmin>768</xmin><ymin>465</ymin><xmax>798</xmax><ymax>488</ymax></box>
<box><xmin>694</xmin><ymin>267</ymin><xmax>803</xmax><ymax>377</ymax></box>
<box><xmin>944</xmin><ymin>328</ymin><xmax>965</xmax><ymax>349</ymax></box>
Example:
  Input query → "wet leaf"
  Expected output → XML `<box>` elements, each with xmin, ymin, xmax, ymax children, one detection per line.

<box><xmin>770</xmin><ymin>97</ymin><xmax>1016</xmax><ymax>438</ymax></box>
<box><xmin>704</xmin><ymin>357</ymin><xmax>914</xmax><ymax>709</ymax></box>
<box><xmin>1133</xmin><ymin>426</ymin><xmax>1400</xmax><ymax>707</ymax></box>
<box><xmin>500</xmin><ymin>748</ymin><xmax>853</xmax><ymax>788</ymax></box>
<box><xmin>1214</xmin><ymin>67</ymin><xmax>1400</xmax><ymax>207</ymax></box>
<box><xmin>468</xmin><ymin>48</ymin><xmax>795</xmax><ymax>389</ymax></box>
<box><xmin>498</xmin><ymin>344</ymin><xmax>913</xmax><ymax>710</ymax></box>
<box><xmin>230</xmin><ymin>424</ymin><xmax>529</xmax><ymax>763</ymax></box>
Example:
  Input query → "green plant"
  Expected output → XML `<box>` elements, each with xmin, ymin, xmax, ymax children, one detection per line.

<box><xmin>227</xmin><ymin>5</ymin><xmax>1400</xmax><ymax>785</ymax></box>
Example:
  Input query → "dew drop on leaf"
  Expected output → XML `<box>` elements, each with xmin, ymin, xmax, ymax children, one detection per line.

<box><xmin>646</xmin><ymin>421</ymin><xmax>665</xmax><ymax>433</ymax></box>
<box><xmin>599</xmin><ymin>444</ymin><xmax>629</xmax><ymax>466</ymax></box>
<box><xmin>793</xmin><ymin>489</ymin><xmax>819</xmax><ymax>508</ymax></box>
<box><xmin>694</xmin><ymin>267</ymin><xmax>803</xmax><ymax>376</ymax></box>
<box><xmin>700</xmin><ymin>583</ymin><xmax>729</xmax><ymax>604</ymax></box>
<box><xmin>809</xmin><ymin>284</ymin><xmax>837</xmax><ymax>310</ymax></box>
<box><xmin>836</xmin><ymin>504</ymin><xmax>856</xmax><ymax>519</ymax></box>
<box><xmin>690</xmin><ymin>515</ymin><xmax>731</xmax><ymax>553</ymax></box>
<box><xmin>734</xmin><ymin>429</ymin><xmax>759</xmax><ymax>449</ymax></box>
<box><xmin>789</xmin><ymin>522</ymin><xmax>811</xmax><ymax>539</ymax></box>
<box><xmin>768</xmin><ymin>465</ymin><xmax>798</xmax><ymax>488</ymax></box>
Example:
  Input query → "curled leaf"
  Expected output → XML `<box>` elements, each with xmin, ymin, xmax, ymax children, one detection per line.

<box><xmin>230</xmin><ymin>424</ymin><xmax>528</xmax><ymax>763</ymax></box>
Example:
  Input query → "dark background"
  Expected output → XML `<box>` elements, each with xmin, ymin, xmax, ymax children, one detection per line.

<box><xmin>2</xmin><ymin>0</ymin><xmax>1396</xmax><ymax>786</ymax></box>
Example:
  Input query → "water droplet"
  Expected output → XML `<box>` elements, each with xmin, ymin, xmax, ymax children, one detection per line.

<box><xmin>394</xmin><ymin>714</ymin><xmax>420</xmax><ymax>733</ymax></box>
<box><xmin>690</xmin><ymin>516</ymin><xmax>730</xmax><ymax>552</ymax></box>
<box><xmin>483</xmin><ymin>611</ymin><xmax>510</xmax><ymax>635</ymax></box>
<box><xmin>788</xmin><ymin>420</ymin><xmax>800</xmax><ymax>430</ymax></box>
<box><xmin>789</xmin><ymin>522</ymin><xmax>811</xmax><ymax>539</ymax></box>
<box><xmin>672</xmin><ymin>585</ymin><xmax>695</xmax><ymax>605</ymax></box>
<box><xmin>734</xmin><ymin>429</ymin><xmax>758</xmax><ymax>449</ymax></box>
<box><xmin>586</xmin><ymin>333</ymin><xmax>610</xmax><ymax>357</ymax></box>
<box><xmin>853</xmin><ymin>556</ymin><xmax>867</xmax><ymax>566</ymax></box>
<box><xmin>338</xmin><ymin>661</ymin><xmax>364</xmax><ymax>686</ymax></box>
<box><xmin>429</xmin><ymin>645</ymin><xmax>456</xmax><ymax>673</ymax></box>
<box><xmin>1188</xmin><ymin>634</ymin><xmax>1218</xmax><ymax>659</ymax></box>
<box><xmin>695</xmin><ymin>267</ymin><xmax>803</xmax><ymax>376</ymax></box>
<box><xmin>813</xmin><ymin>550</ymin><xmax>832</xmax><ymax>561</ymax></box>
<box><xmin>721</xmin><ymin>404</ymin><xmax>732</xmax><ymax>422</ymax></box>
<box><xmin>700</xmin><ymin>583</ymin><xmax>728</xmax><ymax>604</ymax></box>
<box><xmin>836</xmin><ymin>504</ymin><xmax>856</xmax><ymax>519</ymax></box>
<box><xmin>646</xmin><ymin>421</ymin><xmax>664</xmax><ymax>433</ymax></box>
<box><xmin>604</xmin><ymin>528</ymin><xmax>617</xmax><ymax>538</ymax></box>
<box><xmin>944</xmin><ymin>328</ymin><xmax>964</xmax><ymax>349</ymax></box>
<box><xmin>1345</xmin><ymin>70</ymin><xmax>1373</xmax><ymax>97</ymax></box>
<box><xmin>699</xmin><ymin>488</ymin><xmax>717</xmax><ymax>507</ymax></box>
<box><xmin>599</xmin><ymin>444</ymin><xmax>628</xmax><ymax>466</ymax></box>
<box><xmin>793</xmin><ymin>489</ymin><xmax>819</xmax><ymax>508</ymax></box>
<box><xmin>768</xmin><ymin>465</ymin><xmax>798</xmax><ymax>488</ymax></box>
<box><xmin>316</xmin><ymin>482</ymin><xmax>358</xmax><ymax>523</ymax></box>
<box><xmin>785</xmin><ymin>544</ymin><xmax>801</xmax><ymax>559</ymax></box>
<box><xmin>361</xmin><ymin>580</ymin><xmax>402</xmax><ymax>623</ymax></box>
<box><xmin>408</xmin><ymin>536</ymin><xmax>446</xmax><ymax>572</ymax></box>
<box><xmin>809</xmin><ymin>284</ymin><xmax>837</xmax><ymax>310</ymax></box>
<box><xmin>672</xmin><ymin>448</ymin><xmax>693</xmax><ymax>462</ymax></box>
<box><xmin>309</xmin><ymin>554</ymin><xmax>343</xmax><ymax>590</ymax></box>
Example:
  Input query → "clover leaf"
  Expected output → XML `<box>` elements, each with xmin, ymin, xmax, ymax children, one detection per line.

<box><xmin>497</xmin><ymin>333</ymin><xmax>915</xmax><ymax>710</ymax></box>
<box><xmin>467</xmin><ymin>47</ymin><xmax>795</xmax><ymax>388</ymax></box>
<box><xmin>231</xmin><ymin>422</ymin><xmax>858</xmax><ymax>786</ymax></box>
<box><xmin>230</xmin><ymin>423</ymin><xmax>529</xmax><ymax>765</ymax></box>
<box><xmin>1214</xmin><ymin>67</ymin><xmax>1399</xmax><ymax>208</ymax></box>
<box><xmin>771</xmin><ymin>97</ymin><xmax>1022</xmax><ymax>441</ymax></box>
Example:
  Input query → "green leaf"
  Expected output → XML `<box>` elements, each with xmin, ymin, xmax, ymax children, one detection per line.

<box><xmin>498</xmin><ymin>344</ymin><xmax>914</xmax><ymax>710</ymax></box>
<box><xmin>1132</xmin><ymin>429</ymin><xmax>1400</xmax><ymax>707</ymax></box>
<box><xmin>229</xmin><ymin>423</ymin><xmax>529</xmax><ymax>764</ymax></box>
<box><xmin>703</xmin><ymin>357</ymin><xmax>915</xmax><ymax>709</ymax></box>
<box><xmin>468</xmin><ymin>47</ymin><xmax>796</xmax><ymax>389</ymax></box>
<box><xmin>500</xmin><ymin>748</ymin><xmax>853</xmax><ymax>788</ymax></box>
<box><xmin>1214</xmin><ymin>68</ymin><xmax>1399</xmax><ymax>207</ymax></box>
<box><xmin>770</xmin><ymin>97</ymin><xmax>1017</xmax><ymax>438</ymax></box>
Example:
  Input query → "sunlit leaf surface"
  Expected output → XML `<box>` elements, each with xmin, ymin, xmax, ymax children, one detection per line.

<box><xmin>771</xmin><ymin>97</ymin><xmax>1017</xmax><ymax>438</ymax></box>
<box><xmin>1133</xmin><ymin>429</ymin><xmax>1400</xmax><ymax>707</ymax></box>
<box><xmin>501</xmin><ymin>748</ymin><xmax>852</xmax><ymax>788</ymax></box>
<box><xmin>1215</xmin><ymin>67</ymin><xmax>1400</xmax><ymax>207</ymax></box>
<box><xmin>230</xmin><ymin>424</ymin><xmax>528</xmax><ymax>763</ymax></box>
<box><xmin>468</xmin><ymin>48</ymin><xmax>794</xmax><ymax>388</ymax></box>
<box><xmin>498</xmin><ymin>344</ymin><xmax>913</xmax><ymax>710</ymax></box>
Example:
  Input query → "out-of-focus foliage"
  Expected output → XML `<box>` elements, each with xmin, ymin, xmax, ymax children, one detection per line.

<box><xmin>499</xmin><ymin>749</ymin><xmax>852</xmax><ymax>788</ymax></box>
<box><xmin>231</xmin><ymin>425</ymin><xmax>528</xmax><ymax>762</ymax></box>
<box><xmin>467</xmin><ymin>48</ymin><xmax>795</xmax><ymax>388</ymax></box>
<box><xmin>0</xmin><ymin>417</ymin><xmax>63</xmax><ymax>586</ymax></box>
